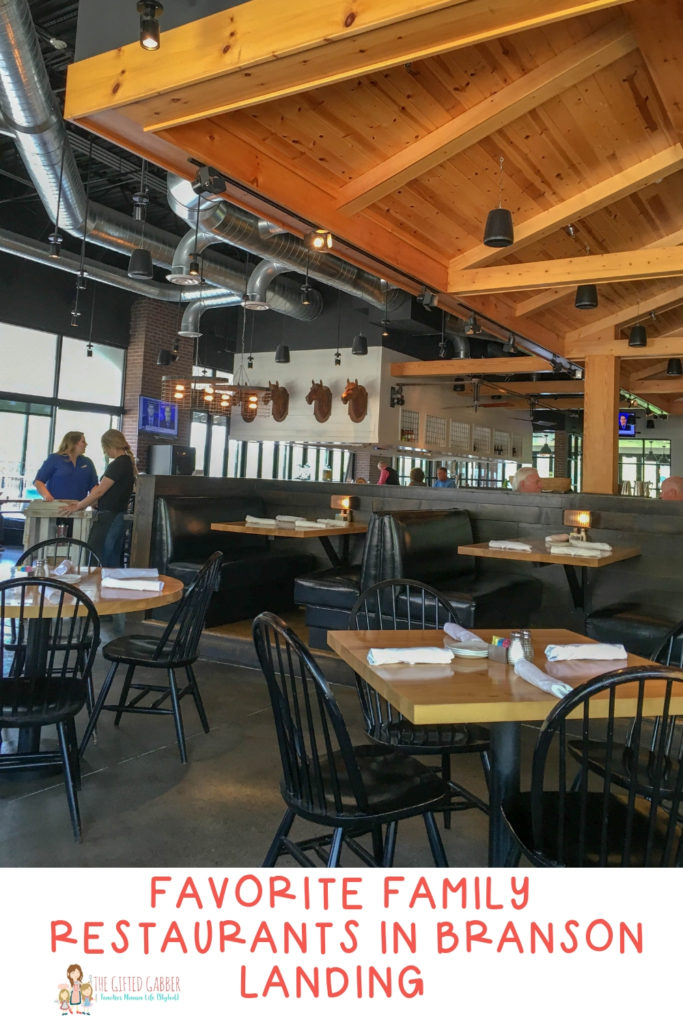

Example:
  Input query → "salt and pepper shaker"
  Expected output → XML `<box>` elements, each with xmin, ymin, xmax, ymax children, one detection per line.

<box><xmin>521</xmin><ymin>630</ymin><xmax>535</xmax><ymax>660</ymax></box>
<box><xmin>507</xmin><ymin>630</ymin><xmax>525</xmax><ymax>665</ymax></box>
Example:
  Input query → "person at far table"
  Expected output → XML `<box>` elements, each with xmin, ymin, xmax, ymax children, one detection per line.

<box><xmin>660</xmin><ymin>476</ymin><xmax>683</xmax><ymax>500</ymax></box>
<box><xmin>409</xmin><ymin>467</ymin><xmax>425</xmax><ymax>486</ymax></box>
<box><xmin>432</xmin><ymin>466</ymin><xmax>455</xmax><ymax>488</ymax></box>
<box><xmin>34</xmin><ymin>431</ymin><xmax>98</xmax><ymax>501</ymax></box>
<box><xmin>511</xmin><ymin>466</ymin><xmax>542</xmax><ymax>493</ymax></box>
<box><xmin>377</xmin><ymin>459</ymin><xmax>400</xmax><ymax>485</ymax></box>
<box><xmin>60</xmin><ymin>429</ymin><xmax>137</xmax><ymax>566</ymax></box>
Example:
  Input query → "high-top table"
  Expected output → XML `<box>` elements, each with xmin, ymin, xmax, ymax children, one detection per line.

<box><xmin>211</xmin><ymin>520</ymin><xmax>367</xmax><ymax>567</ymax></box>
<box><xmin>457</xmin><ymin>538</ymin><xmax>641</xmax><ymax>611</ymax></box>
<box><xmin>327</xmin><ymin>626</ymin><xmax>655</xmax><ymax>866</ymax></box>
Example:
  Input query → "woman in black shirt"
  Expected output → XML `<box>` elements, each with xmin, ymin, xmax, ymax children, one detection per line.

<box><xmin>61</xmin><ymin>429</ymin><xmax>136</xmax><ymax>566</ymax></box>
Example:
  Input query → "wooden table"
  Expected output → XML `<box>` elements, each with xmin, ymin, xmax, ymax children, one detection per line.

<box><xmin>1</xmin><ymin>570</ymin><xmax>183</xmax><ymax>753</ymax></box>
<box><xmin>327</xmin><ymin>626</ymin><xmax>653</xmax><ymax>866</ymax></box>
<box><xmin>211</xmin><ymin>520</ymin><xmax>367</xmax><ymax>567</ymax></box>
<box><xmin>457</xmin><ymin>538</ymin><xmax>641</xmax><ymax>611</ymax></box>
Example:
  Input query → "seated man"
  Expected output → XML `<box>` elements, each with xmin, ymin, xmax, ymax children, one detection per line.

<box><xmin>511</xmin><ymin>466</ymin><xmax>542</xmax><ymax>493</ymax></box>
<box><xmin>432</xmin><ymin>466</ymin><xmax>455</xmax><ymax>488</ymax></box>
<box><xmin>660</xmin><ymin>476</ymin><xmax>683</xmax><ymax>501</ymax></box>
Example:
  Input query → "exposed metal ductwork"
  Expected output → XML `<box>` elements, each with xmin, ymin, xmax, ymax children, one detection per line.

<box><xmin>178</xmin><ymin>293</ymin><xmax>244</xmax><ymax>338</ymax></box>
<box><xmin>167</xmin><ymin>175</ymin><xmax>404</xmax><ymax>312</ymax></box>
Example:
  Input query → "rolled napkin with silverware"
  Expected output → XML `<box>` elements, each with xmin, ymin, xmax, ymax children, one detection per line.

<box><xmin>275</xmin><ymin>514</ymin><xmax>300</xmax><ymax>523</ymax></box>
<box><xmin>488</xmin><ymin>539</ymin><xmax>532</xmax><ymax>552</ymax></box>
<box><xmin>567</xmin><ymin>539</ymin><xmax>613</xmax><ymax>552</ymax></box>
<box><xmin>514</xmin><ymin>658</ymin><xmax>572</xmax><ymax>698</ymax></box>
<box><xmin>245</xmin><ymin>515</ymin><xmax>278</xmax><ymax>526</ymax></box>
<box><xmin>316</xmin><ymin>518</ymin><xmax>349</xmax><ymax>527</ymax></box>
<box><xmin>550</xmin><ymin>542</ymin><xmax>612</xmax><ymax>556</ymax></box>
<box><xmin>294</xmin><ymin>520</ymin><xmax>322</xmax><ymax>529</ymax></box>
<box><xmin>545</xmin><ymin>533</ymin><xmax>569</xmax><ymax>543</ymax></box>
<box><xmin>102</xmin><ymin>567</ymin><xmax>159</xmax><ymax>579</ymax></box>
<box><xmin>101</xmin><ymin>576</ymin><xmax>165</xmax><ymax>592</ymax></box>
<box><xmin>545</xmin><ymin>642</ymin><xmax>627</xmax><ymax>661</ymax></box>
<box><xmin>367</xmin><ymin>647</ymin><xmax>454</xmax><ymax>666</ymax></box>
<box><xmin>443</xmin><ymin>622</ymin><xmax>482</xmax><ymax>646</ymax></box>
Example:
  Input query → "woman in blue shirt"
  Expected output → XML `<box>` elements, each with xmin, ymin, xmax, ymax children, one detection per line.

<box><xmin>34</xmin><ymin>431</ymin><xmax>98</xmax><ymax>501</ymax></box>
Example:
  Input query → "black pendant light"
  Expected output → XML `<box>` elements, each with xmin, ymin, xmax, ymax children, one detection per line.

<box><xmin>275</xmin><ymin>345</ymin><xmax>290</xmax><ymax>364</ymax></box>
<box><xmin>666</xmin><ymin>358</ymin><xmax>682</xmax><ymax>376</ymax></box>
<box><xmin>352</xmin><ymin>333</ymin><xmax>368</xmax><ymax>356</ymax></box>
<box><xmin>575</xmin><ymin>284</ymin><xmax>598</xmax><ymax>309</ymax></box>
<box><xmin>628</xmin><ymin>324</ymin><xmax>647</xmax><ymax>348</ymax></box>
<box><xmin>300</xmin><ymin>253</ymin><xmax>312</xmax><ymax>305</ymax></box>
<box><xmin>483</xmin><ymin>155</ymin><xmax>514</xmax><ymax>247</ymax></box>
<box><xmin>128</xmin><ymin>160</ymin><xmax>153</xmax><ymax>280</ymax></box>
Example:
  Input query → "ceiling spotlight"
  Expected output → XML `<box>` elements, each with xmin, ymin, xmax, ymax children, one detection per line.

<box><xmin>191</xmin><ymin>165</ymin><xmax>227</xmax><ymax>195</ymax></box>
<box><xmin>352</xmin><ymin>333</ymin><xmax>368</xmax><ymax>356</ymax></box>
<box><xmin>628</xmin><ymin>324</ymin><xmax>647</xmax><ymax>348</ymax></box>
<box><xmin>305</xmin><ymin>228</ymin><xmax>333</xmax><ymax>250</ymax></box>
<box><xmin>275</xmin><ymin>344</ymin><xmax>290</xmax><ymax>364</ymax></box>
<box><xmin>574</xmin><ymin>368</ymin><xmax>583</xmax><ymax>380</ymax></box>
<box><xmin>565</xmin><ymin>224</ymin><xmax>576</xmax><ymax>238</ymax></box>
<box><xmin>464</xmin><ymin>315</ymin><xmax>481</xmax><ymax>336</ymax></box>
<box><xmin>48</xmin><ymin>231</ymin><xmax>62</xmax><ymax>259</ymax></box>
<box><xmin>70</xmin><ymin>309</ymin><xmax>81</xmax><ymax>328</ymax></box>
<box><xmin>137</xmin><ymin>1</ymin><xmax>163</xmax><ymax>51</ymax></box>
<box><xmin>300</xmin><ymin>283</ymin><xmax>312</xmax><ymax>306</ymax></box>
<box><xmin>157</xmin><ymin>348</ymin><xmax>173</xmax><ymax>366</ymax></box>
<box><xmin>503</xmin><ymin>334</ymin><xmax>516</xmax><ymax>354</ymax></box>
<box><xmin>666</xmin><ymin>358</ymin><xmax>682</xmax><ymax>377</ymax></box>
<box><xmin>483</xmin><ymin>155</ymin><xmax>514</xmax><ymax>247</ymax></box>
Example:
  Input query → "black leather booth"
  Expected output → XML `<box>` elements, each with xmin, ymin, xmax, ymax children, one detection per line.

<box><xmin>150</xmin><ymin>495</ymin><xmax>316</xmax><ymax>626</ymax></box>
<box><xmin>585</xmin><ymin>599</ymin><xmax>680</xmax><ymax>659</ymax></box>
<box><xmin>294</xmin><ymin>508</ymin><xmax>543</xmax><ymax>649</ymax></box>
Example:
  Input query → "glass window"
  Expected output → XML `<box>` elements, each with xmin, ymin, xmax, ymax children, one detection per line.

<box><xmin>58</xmin><ymin>337</ymin><xmax>124</xmax><ymax>406</ymax></box>
<box><xmin>0</xmin><ymin>325</ymin><xmax>56</xmax><ymax>396</ymax></box>
<box><xmin>209</xmin><ymin>418</ymin><xmax>228</xmax><ymax>477</ymax></box>
<box><xmin>190</xmin><ymin>413</ymin><xmax>208</xmax><ymax>473</ymax></box>
<box><xmin>53</xmin><ymin>409</ymin><xmax>119</xmax><ymax>478</ymax></box>
<box><xmin>243</xmin><ymin>441</ymin><xmax>260</xmax><ymax>478</ymax></box>
<box><xmin>24</xmin><ymin>413</ymin><xmax>52</xmax><ymax>491</ymax></box>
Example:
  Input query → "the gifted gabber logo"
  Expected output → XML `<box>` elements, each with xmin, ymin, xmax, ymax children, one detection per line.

<box><xmin>56</xmin><ymin>963</ymin><xmax>95</xmax><ymax>1015</ymax></box>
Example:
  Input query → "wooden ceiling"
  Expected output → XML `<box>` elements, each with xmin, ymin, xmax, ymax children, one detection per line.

<box><xmin>64</xmin><ymin>0</ymin><xmax>683</xmax><ymax>411</ymax></box>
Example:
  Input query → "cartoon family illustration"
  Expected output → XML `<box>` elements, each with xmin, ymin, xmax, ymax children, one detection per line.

<box><xmin>57</xmin><ymin>964</ymin><xmax>94</xmax><ymax>1015</ymax></box>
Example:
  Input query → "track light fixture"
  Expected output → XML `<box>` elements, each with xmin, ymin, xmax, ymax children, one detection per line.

<box><xmin>137</xmin><ymin>2</ymin><xmax>163</xmax><ymax>51</ymax></box>
<box><xmin>305</xmin><ymin>228</ymin><xmax>333</xmax><ymax>250</ymax></box>
<box><xmin>352</xmin><ymin>333</ymin><xmax>368</xmax><ymax>356</ymax></box>
<box><xmin>483</xmin><ymin>155</ymin><xmax>514</xmax><ymax>247</ymax></box>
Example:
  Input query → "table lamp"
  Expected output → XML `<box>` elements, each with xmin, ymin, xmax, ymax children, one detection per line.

<box><xmin>563</xmin><ymin>508</ymin><xmax>592</xmax><ymax>543</ymax></box>
<box><xmin>330</xmin><ymin>494</ymin><xmax>360</xmax><ymax>522</ymax></box>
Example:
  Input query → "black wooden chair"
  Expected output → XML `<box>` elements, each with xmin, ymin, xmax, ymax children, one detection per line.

<box><xmin>566</xmin><ymin>620</ymin><xmax>683</xmax><ymax>803</ymax></box>
<box><xmin>0</xmin><ymin>577</ymin><xmax>100</xmax><ymax>841</ymax></box>
<box><xmin>252</xmin><ymin>611</ymin><xmax>452</xmax><ymax>867</ymax></box>
<box><xmin>501</xmin><ymin>666</ymin><xmax>683</xmax><ymax>866</ymax></box>
<box><xmin>349</xmin><ymin>578</ymin><xmax>490</xmax><ymax>823</ymax></box>
<box><xmin>17</xmin><ymin>538</ymin><xmax>101</xmax><ymax>570</ymax></box>
<box><xmin>79</xmin><ymin>551</ymin><xmax>223</xmax><ymax>763</ymax></box>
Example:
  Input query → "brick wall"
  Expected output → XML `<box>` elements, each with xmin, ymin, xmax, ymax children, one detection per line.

<box><xmin>122</xmin><ymin>298</ymin><xmax>194</xmax><ymax>471</ymax></box>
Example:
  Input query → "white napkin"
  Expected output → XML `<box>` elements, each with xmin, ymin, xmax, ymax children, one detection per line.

<box><xmin>102</xmin><ymin>567</ymin><xmax>159</xmax><ymax>579</ymax></box>
<box><xmin>549</xmin><ymin>544</ymin><xmax>594</xmax><ymax>557</ymax></box>
<box><xmin>52</xmin><ymin>559</ymin><xmax>75</xmax><ymax>576</ymax></box>
<box><xmin>101</xmin><ymin>577</ymin><xmax>165</xmax><ymax>592</ymax></box>
<box><xmin>545</xmin><ymin>643</ymin><xmax>627</xmax><ymax>662</ymax></box>
<box><xmin>514</xmin><ymin>658</ymin><xmax>572</xmax><ymax>698</ymax></box>
<box><xmin>545</xmin><ymin>533</ymin><xmax>569</xmax><ymax>543</ymax></box>
<box><xmin>488</xmin><ymin>540</ymin><xmax>532</xmax><ymax>552</ymax></box>
<box><xmin>275</xmin><ymin>515</ymin><xmax>299</xmax><ymax>523</ymax></box>
<box><xmin>567</xmin><ymin>539</ymin><xmax>613</xmax><ymax>553</ymax></box>
<box><xmin>367</xmin><ymin>647</ymin><xmax>454</xmax><ymax>666</ymax></box>
<box><xmin>245</xmin><ymin>515</ymin><xmax>277</xmax><ymax>526</ymax></box>
<box><xmin>443</xmin><ymin>622</ymin><xmax>482</xmax><ymax>646</ymax></box>
<box><xmin>316</xmin><ymin>518</ymin><xmax>348</xmax><ymax>527</ymax></box>
<box><xmin>294</xmin><ymin>520</ymin><xmax>321</xmax><ymax>530</ymax></box>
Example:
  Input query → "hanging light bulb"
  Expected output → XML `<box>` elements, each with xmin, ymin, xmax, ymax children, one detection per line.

<box><xmin>304</xmin><ymin>228</ymin><xmax>333</xmax><ymax>250</ymax></box>
<box><xmin>483</xmin><ymin>155</ymin><xmax>514</xmax><ymax>247</ymax></box>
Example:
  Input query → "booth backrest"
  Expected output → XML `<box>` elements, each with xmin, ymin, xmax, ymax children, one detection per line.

<box><xmin>359</xmin><ymin>508</ymin><xmax>476</xmax><ymax>590</ymax></box>
<box><xmin>151</xmin><ymin>495</ymin><xmax>269</xmax><ymax>567</ymax></box>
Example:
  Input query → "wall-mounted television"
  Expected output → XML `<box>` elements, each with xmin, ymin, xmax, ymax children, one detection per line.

<box><xmin>618</xmin><ymin>412</ymin><xmax>636</xmax><ymax>437</ymax></box>
<box><xmin>138</xmin><ymin>396</ymin><xmax>179</xmax><ymax>437</ymax></box>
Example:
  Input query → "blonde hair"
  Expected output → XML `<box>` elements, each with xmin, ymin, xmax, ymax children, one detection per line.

<box><xmin>101</xmin><ymin>429</ymin><xmax>138</xmax><ymax>477</ymax></box>
<box><xmin>56</xmin><ymin>431</ymin><xmax>84</xmax><ymax>455</ymax></box>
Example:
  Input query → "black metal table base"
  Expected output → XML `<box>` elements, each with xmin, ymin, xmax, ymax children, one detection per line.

<box><xmin>488</xmin><ymin>721</ymin><xmax>522</xmax><ymax>867</ymax></box>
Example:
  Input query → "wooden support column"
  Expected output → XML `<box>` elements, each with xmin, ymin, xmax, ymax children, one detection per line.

<box><xmin>583</xmin><ymin>354</ymin><xmax>620</xmax><ymax>494</ymax></box>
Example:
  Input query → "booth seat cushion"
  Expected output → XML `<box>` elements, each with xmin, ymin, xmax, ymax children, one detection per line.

<box><xmin>405</xmin><ymin>572</ymin><xmax>543</xmax><ymax>629</ymax></box>
<box><xmin>293</xmin><ymin>567</ymin><xmax>361</xmax><ymax>610</ymax></box>
<box><xmin>585</xmin><ymin>601</ymin><xmax>680</xmax><ymax>659</ymax></box>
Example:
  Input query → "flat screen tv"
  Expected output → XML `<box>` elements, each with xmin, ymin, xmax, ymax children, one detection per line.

<box><xmin>618</xmin><ymin>412</ymin><xmax>636</xmax><ymax>437</ymax></box>
<box><xmin>139</xmin><ymin>396</ymin><xmax>179</xmax><ymax>437</ymax></box>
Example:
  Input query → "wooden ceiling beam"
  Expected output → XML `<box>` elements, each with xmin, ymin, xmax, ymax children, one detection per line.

<box><xmin>391</xmin><ymin>356</ymin><xmax>552</xmax><ymax>378</ymax></box>
<box><xmin>65</xmin><ymin>0</ymin><xmax>637</xmax><ymax>129</ymax></box>
<box><xmin>515</xmin><ymin>228</ymin><xmax>683</xmax><ymax>318</ymax></box>
<box><xmin>563</xmin><ymin>334</ymin><xmax>683</xmax><ymax>360</ymax></box>
<box><xmin>336</xmin><ymin>22</ymin><xmax>635</xmax><ymax>216</ymax></box>
<box><xmin>560</xmin><ymin>284</ymin><xmax>683</xmax><ymax>345</ymax></box>
<box><xmin>627</xmin><ymin>376</ymin><xmax>683</xmax><ymax>394</ymax></box>
<box><xmin>449</xmin><ymin>247</ymin><xmax>683</xmax><ymax>296</ymax></box>
<box><xmin>629</xmin><ymin>361</ymin><xmax>669</xmax><ymax>382</ymax></box>
<box><xmin>627</xmin><ymin>0</ymin><xmax>683</xmax><ymax>145</ymax></box>
<box><xmin>449</xmin><ymin>145</ymin><xmax>683</xmax><ymax>272</ymax></box>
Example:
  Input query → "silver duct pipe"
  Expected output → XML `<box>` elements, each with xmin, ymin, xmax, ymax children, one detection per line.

<box><xmin>168</xmin><ymin>175</ymin><xmax>404</xmax><ymax>312</ymax></box>
<box><xmin>246</xmin><ymin>260</ymin><xmax>289</xmax><ymax>309</ymax></box>
<box><xmin>0</xmin><ymin>0</ymin><xmax>319</xmax><ymax>323</ymax></box>
<box><xmin>178</xmin><ymin>293</ymin><xmax>244</xmax><ymax>338</ymax></box>
<box><xmin>0</xmin><ymin>226</ymin><xmax>217</xmax><ymax>302</ymax></box>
